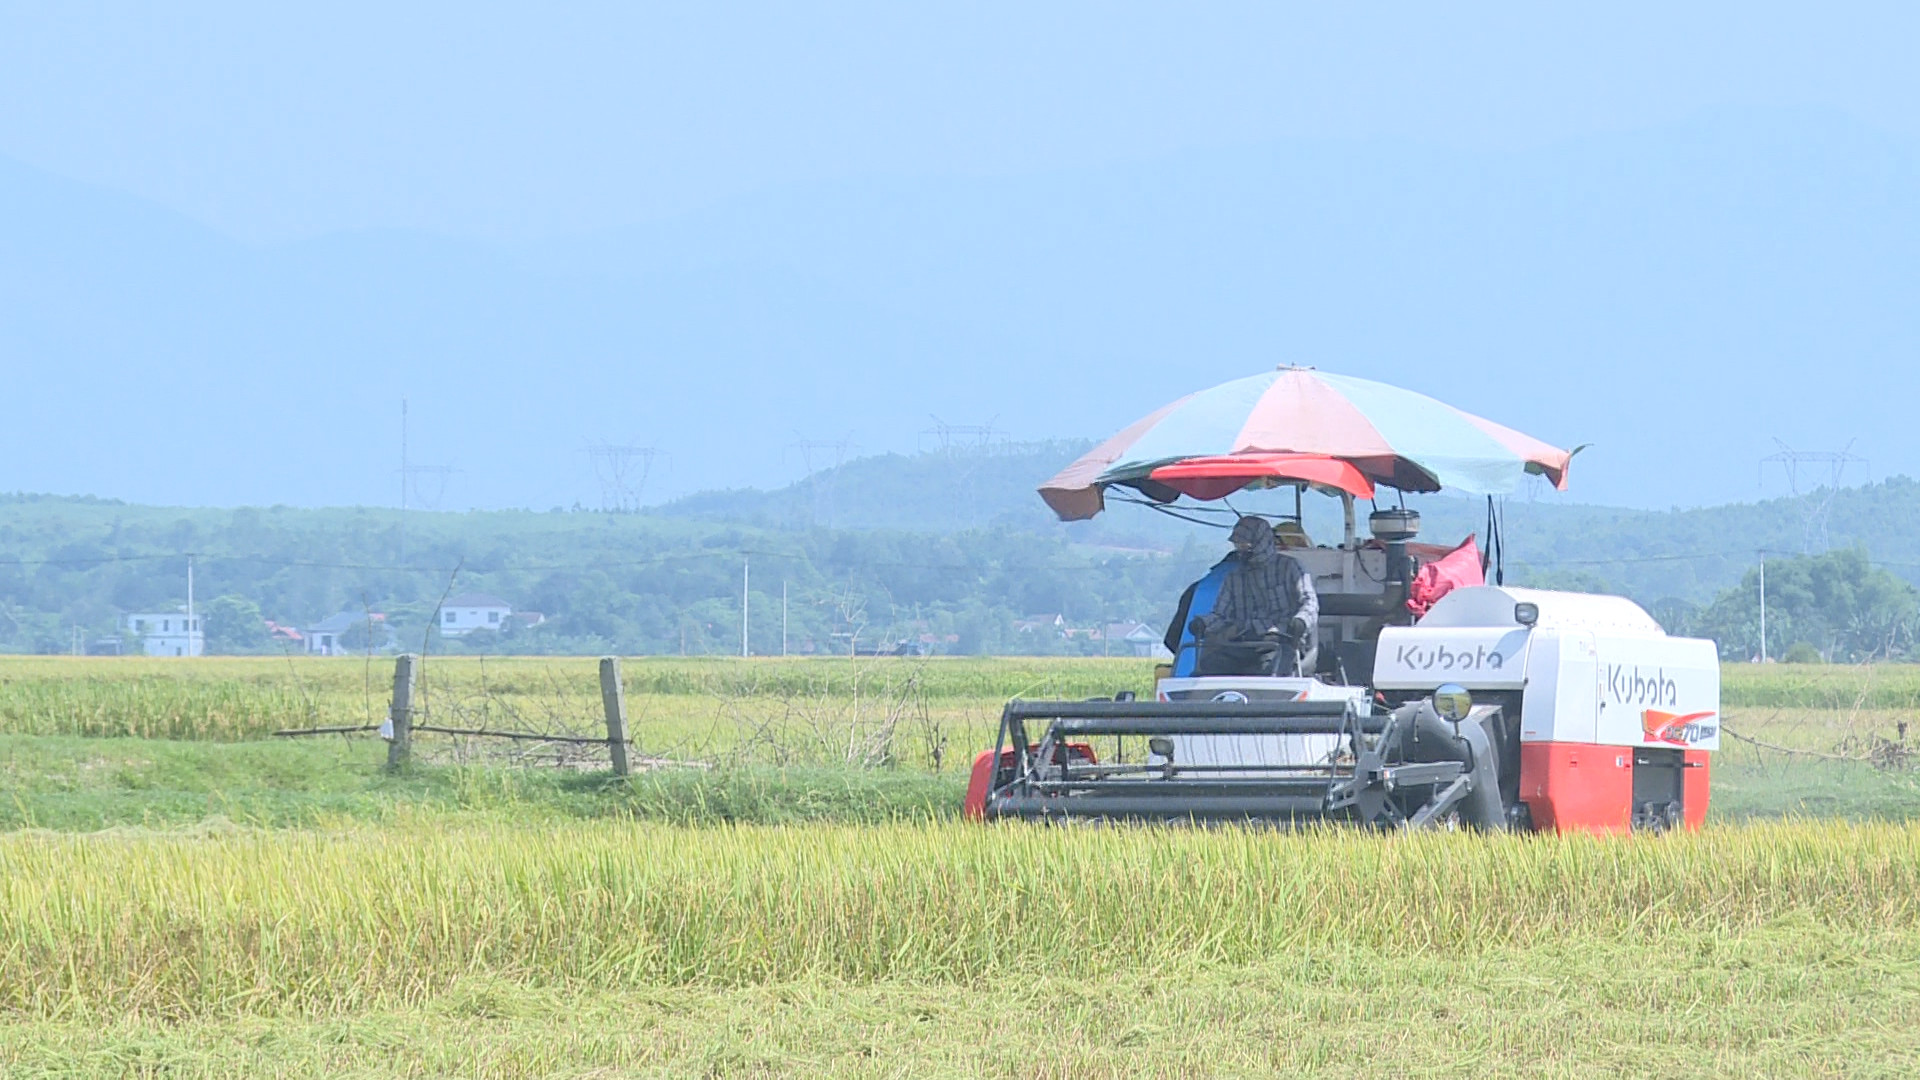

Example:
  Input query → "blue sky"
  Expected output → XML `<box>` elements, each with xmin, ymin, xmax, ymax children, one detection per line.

<box><xmin>1</xmin><ymin>3</ymin><xmax>1914</xmax><ymax>510</ymax></box>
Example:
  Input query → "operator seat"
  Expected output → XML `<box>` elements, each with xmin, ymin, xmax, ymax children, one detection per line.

<box><xmin>1194</xmin><ymin>631</ymin><xmax>1310</xmax><ymax>677</ymax></box>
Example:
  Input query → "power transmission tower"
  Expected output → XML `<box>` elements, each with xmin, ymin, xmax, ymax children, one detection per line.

<box><xmin>1761</xmin><ymin>439</ymin><xmax>1868</xmax><ymax>553</ymax></box>
<box><xmin>584</xmin><ymin>443</ymin><xmax>663</xmax><ymax>512</ymax></box>
<box><xmin>921</xmin><ymin>416</ymin><xmax>1000</xmax><ymax>454</ymax></box>
<box><xmin>922</xmin><ymin>416</ymin><xmax>1000</xmax><ymax>528</ymax></box>
<box><xmin>400</xmin><ymin>399</ymin><xmax>409</xmax><ymax>561</ymax></box>
<box><xmin>399</xmin><ymin>400</ymin><xmax>458</xmax><ymax>563</ymax></box>
<box><xmin>789</xmin><ymin>437</ymin><xmax>853</xmax><ymax>528</ymax></box>
<box><xmin>401</xmin><ymin>465</ymin><xmax>459</xmax><ymax>511</ymax></box>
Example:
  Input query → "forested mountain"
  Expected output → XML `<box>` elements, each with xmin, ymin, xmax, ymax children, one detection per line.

<box><xmin>660</xmin><ymin>442</ymin><xmax>1920</xmax><ymax>604</ymax></box>
<box><xmin>4</xmin><ymin>444</ymin><xmax>1918</xmax><ymax>655</ymax></box>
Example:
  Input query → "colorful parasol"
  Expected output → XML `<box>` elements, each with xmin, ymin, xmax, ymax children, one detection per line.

<box><xmin>1041</xmin><ymin>367</ymin><xmax>1572</xmax><ymax>521</ymax></box>
<box><xmin>1146</xmin><ymin>452</ymin><xmax>1375</xmax><ymax>502</ymax></box>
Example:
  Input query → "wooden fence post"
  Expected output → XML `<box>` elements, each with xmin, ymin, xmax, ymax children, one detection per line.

<box><xmin>600</xmin><ymin>655</ymin><xmax>631</xmax><ymax>777</ymax></box>
<box><xmin>386</xmin><ymin>653</ymin><xmax>417</xmax><ymax>771</ymax></box>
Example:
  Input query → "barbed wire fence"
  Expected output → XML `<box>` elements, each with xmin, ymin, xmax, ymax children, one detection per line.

<box><xmin>271</xmin><ymin>649</ymin><xmax>952</xmax><ymax>778</ymax></box>
<box><xmin>1720</xmin><ymin>663</ymin><xmax>1915</xmax><ymax>774</ymax></box>
<box><xmin>273</xmin><ymin>654</ymin><xmax>689</xmax><ymax>774</ymax></box>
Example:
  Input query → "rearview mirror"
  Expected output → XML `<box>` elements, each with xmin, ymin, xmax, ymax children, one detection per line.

<box><xmin>1432</xmin><ymin>684</ymin><xmax>1473</xmax><ymax>722</ymax></box>
<box><xmin>1148</xmin><ymin>736</ymin><xmax>1175</xmax><ymax>760</ymax></box>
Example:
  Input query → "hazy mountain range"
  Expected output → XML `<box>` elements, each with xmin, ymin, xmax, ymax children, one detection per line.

<box><xmin>658</xmin><ymin>441</ymin><xmax>1920</xmax><ymax>605</ymax></box>
<box><xmin>4</xmin><ymin>106</ymin><xmax>1913</xmax><ymax>513</ymax></box>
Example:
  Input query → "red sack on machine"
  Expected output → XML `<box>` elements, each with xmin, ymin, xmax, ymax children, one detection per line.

<box><xmin>1406</xmin><ymin>535</ymin><xmax>1483</xmax><ymax>618</ymax></box>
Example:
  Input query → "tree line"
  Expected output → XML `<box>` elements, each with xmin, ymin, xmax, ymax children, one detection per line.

<box><xmin>4</xmin><ymin>494</ymin><xmax>1915</xmax><ymax>660</ymax></box>
<box><xmin>0</xmin><ymin>497</ymin><xmax>1218</xmax><ymax>656</ymax></box>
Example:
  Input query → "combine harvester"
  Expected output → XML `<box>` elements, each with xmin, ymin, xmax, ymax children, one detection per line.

<box><xmin>965</xmin><ymin>368</ymin><xmax>1719</xmax><ymax>833</ymax></box>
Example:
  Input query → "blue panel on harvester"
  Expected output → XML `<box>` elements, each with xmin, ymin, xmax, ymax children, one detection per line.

<box><xmin>1172</xmin><ymin>558</ymin><xmax>1235</xmax><ymax>677</ymax></box>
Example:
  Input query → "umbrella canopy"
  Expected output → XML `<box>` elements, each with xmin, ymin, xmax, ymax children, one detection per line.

<box><xmin>1147</xmin><ymin>452</ymin><xmax>1375</xmax><ymax>502</ymax></box>
<box><xmin>1041</xmin><ymin>367</ymin><xmax>1572</xmax><ymax>521</ymax></box>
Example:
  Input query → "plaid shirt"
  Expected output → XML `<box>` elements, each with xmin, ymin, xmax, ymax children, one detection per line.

<box><xmin>1199</xmin><ymin>524</ymin><xmax>1318</xmax><ymax>645</ymax></box>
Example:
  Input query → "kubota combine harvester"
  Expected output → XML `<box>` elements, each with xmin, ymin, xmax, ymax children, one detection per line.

<box><xmin>964</xmin><ymin>368</ymin><xmax>1719</xmax><ymax>833</ymax></box>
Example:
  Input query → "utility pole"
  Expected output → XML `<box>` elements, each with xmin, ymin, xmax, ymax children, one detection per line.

<box><xmin>741</xmin><ymin>557</ymin><xmax>750</xmax><ymax>658</ymax></box>
<box><xmin>782</xmin><ymin>580</ymin><xmax>789</xmax><ymax>656</ymax></box>
<box><xmin>1758</xmin><ymin>555</ymin><xmax>1768</xmax><ymax>663</ymax></box>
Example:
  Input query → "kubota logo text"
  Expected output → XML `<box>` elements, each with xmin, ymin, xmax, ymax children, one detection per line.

<box><xmin>1643</xmin><ymin>708</ymin><xmax>1717</xmax><ymax>746</ymax></box>
<box><xmin>1607</xmin><ymin>665</ymin><xmax>1678</xmax><ymax>707</ymax></box>
<box><xmin>1392</xmin><ymin>643</ymin><xmax>1504</xmax><ymax>671</ymax></box>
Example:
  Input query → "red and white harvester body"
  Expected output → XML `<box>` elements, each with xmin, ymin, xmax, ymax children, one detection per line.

<box><xmin>1373</xmin><ymin>584</ymin><xmax>1718</xmax><ymax>831</ymax></box>
<box><xmin>967</xmin><ymin>580</ymin><xmax>1719</xmax><ymax>833</ymax></box>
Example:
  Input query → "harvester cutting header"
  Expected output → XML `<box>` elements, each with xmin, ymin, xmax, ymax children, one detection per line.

<box><xmin>965</xmin><ymin>367</ymin><xmax>1719</xmax><ymax>833</ymax></box>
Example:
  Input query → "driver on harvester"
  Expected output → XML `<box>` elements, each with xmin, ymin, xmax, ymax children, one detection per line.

<box><xmin>1185</xmin><ymin>515</ymin><xmax>1319</xmax><ymax>677</ymax></box>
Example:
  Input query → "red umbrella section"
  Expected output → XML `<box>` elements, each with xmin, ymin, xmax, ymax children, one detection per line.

<box><xmin>1146</xmin><ymin>452</ymin><xmax>1375</xmax><ymax>503</ymax></box>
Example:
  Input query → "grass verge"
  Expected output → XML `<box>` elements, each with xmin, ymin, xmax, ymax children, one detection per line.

<box><xmin>8</xmin><ymin>732</ymin><xmax>1920</xmax><ymax>832</ymax></box>
<box><xmin>0</xmin><ymin>735</ymin><xmax>964</xmax><ymax>830</ymax></box>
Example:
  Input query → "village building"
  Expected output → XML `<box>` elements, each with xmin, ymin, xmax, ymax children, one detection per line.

<box><xmin>439</xmin><ymin>593</ymin><xmax>514</xmax><ymax>637</ymax></box>
<box><xmin>1102</xmin><ymin>620</ymin><xmax>1173</xmax><ymax>659</ymax></box>
<box><xmin>305</xmin><ymin>612</ymin><xmax>390</xmax><ymax>656</ymax></box>
<box><xmin>124</xmin><ymin>609</ymin><xmax>204</xmax><ymax>657</ymax></box>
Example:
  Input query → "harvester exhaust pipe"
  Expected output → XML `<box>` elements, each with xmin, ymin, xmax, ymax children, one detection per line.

<box><xmin>1371</xmin><ymin>506</ymin><xmax>1419</xmax><ymax>598</ymax></box>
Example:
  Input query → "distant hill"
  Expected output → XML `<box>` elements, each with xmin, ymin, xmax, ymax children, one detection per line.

<box><xmin>4</xmin><ymin>449</ymin><xmax>1918</xmax><ymax>655</ymax></box>
<box><xmin>659</xmin><ymin>440</ymin><xmax>1095</xmax><ymax>534</ymax></box>
<box><xmin>658</xmin><ymin>442</ymin><xmax>1920</xmax><ymax>606</ymax></box>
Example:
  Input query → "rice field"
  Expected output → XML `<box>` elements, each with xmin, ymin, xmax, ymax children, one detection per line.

<box><xmin>0</xmin><ymin>656</ymin><xmax>1142</xmax><ymax>763</ymax></box>
<box><xmin>3</xmin><ymin>655</ymin><xmax>1916</xmax><ymax>761</ymax></box>
<box><xmin>1722</xmin><ymin>662</ymin><xmax>1920</xmax><ymax>710</ymax></box>
<box><xmin>2</xmin><ymin>657</ymin><xmax>1918</xmax><ymax>1075</ymax></box>
<box><xmin>1</xmin><ymin>819</ymin><xmax>1918</xmax><ymax>1076</ymax></box>
<box><xmin>2</xmin><ymin>818</ymin><xmax>1916</xmax><ymax>1013</ymax></box>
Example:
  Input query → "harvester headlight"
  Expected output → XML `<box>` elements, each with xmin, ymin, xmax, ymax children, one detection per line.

<box><xmin>1432</xmin><ymin>684</ymin><xmax>1473</xmax><ymax>722</ymax></box>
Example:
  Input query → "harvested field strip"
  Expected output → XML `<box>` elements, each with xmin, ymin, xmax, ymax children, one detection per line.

<box><xmin>2</xmin><ymin>820</ymin><xmax>1916</xmax><ymax>1018</ymax></box>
